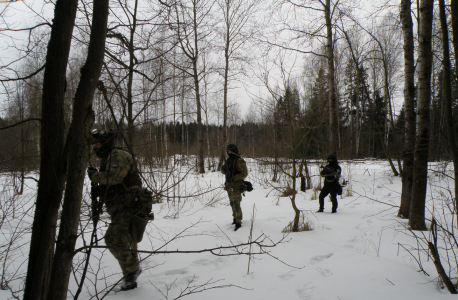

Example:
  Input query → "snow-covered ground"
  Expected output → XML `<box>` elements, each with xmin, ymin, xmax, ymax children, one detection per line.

<box><xmin>0</xmin><ymin>159</ymin><xmax>455</xmax><ymax>300</ymax></box>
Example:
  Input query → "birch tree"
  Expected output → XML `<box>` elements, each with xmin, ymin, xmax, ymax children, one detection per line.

<box><xmin>409</xmin><ymin>0</ymin><xmax>434</xmax><ymax>231</ymax></box>
<box><xmin>164</xmin><ymin>0</ymin><xmax>217</xmax><ymax>173</ymax></box>
<box><xmin>399</xmin><ymin>0</ymin><xmax>416</xmax><ymax>219</ymax></box>
<box><xmin>217</xmin><ymin>0</ymin><xmax>261</xmax><ymax>164</ymax></box>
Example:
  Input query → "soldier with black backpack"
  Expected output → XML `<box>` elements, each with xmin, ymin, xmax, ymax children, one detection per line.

<box><xmin>317</xmin><ymin>154</ymin><xmax>342</xmax><ymax>213</ymax></box>
<box><xmin>87</xmin><ymin>129</ymin><xmax>154</xmax><ymax>291</ymax></box>
<box><xmin>221</xmin><ymin>144</ymin><xmax>248</xmax><ymax>231</ymax></box>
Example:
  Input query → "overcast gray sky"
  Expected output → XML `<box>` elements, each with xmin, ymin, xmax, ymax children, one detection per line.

<box><xmin>0</xmin><ymin>0</ymin><xmax>404</xmax><ymax>122</ymax></box>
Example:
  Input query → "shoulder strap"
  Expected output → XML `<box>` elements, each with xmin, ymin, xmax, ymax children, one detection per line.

<box><xmin>231</xmin><ymin>156</ymin><xmax>238</xmax><ymax>177</ymax></box>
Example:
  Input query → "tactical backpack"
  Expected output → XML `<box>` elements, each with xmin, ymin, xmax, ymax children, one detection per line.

<box><xmin>243</xmin><ymin>180</ymin><xmax>253</xmax><ymax>192</ymax></box>
<box><xmin>336</xmin><ymin>183</ymin><xmax>343</xmax><ymax>196</ymax></box>
<box><xmin>131</xmin><ymin>187</ymin><xmax>154</xmax><ymax>217</ymax></box>
<box><xmin>130</xmin><ymin>187</ymin><xmax>154</xmax><ymax>244</ymax></box>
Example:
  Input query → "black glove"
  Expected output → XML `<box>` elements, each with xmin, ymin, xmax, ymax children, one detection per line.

<box><xmin>320</xmin><ymin>166</ymin><xmax>333</xmax><ymax>176</ymax></box>
<box><xmin>87</xmin><ymin>167</ymin><xmax>98</xmax><ymax>180</ymax></box>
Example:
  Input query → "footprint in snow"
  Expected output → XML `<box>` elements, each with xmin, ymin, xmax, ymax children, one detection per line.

<box><xmin>348</xmin><ymin>235</ymin><xmax>361</xmax><ymax>243</ymax></box>
<box><xmin>164</xmin><ymin>268</ymin><xmax>188</xmax><ymax>276</ymax></box>
<box><xmin>297</xmin><ymin>283</ymin><xmax>315</xmax><ymax>300</ymax></box>
<box><xmin>278</xmin><ymin>270</ymin><xmax>296</xmax><ymax>280</ymax></box>
<box><xmin>316</xmin><ymin>267</ymin><xmax>333</xmax><ymax>277</ymax></box>
<box><xmin>191</xmin><ymin>257</ymin><xmax>225</xmax><ymax>267</ymax></box>
<box><xmin>310</xmin><ymin>253</ymin><xmax>333</xmax><ymax>264</ymax></box>
<box><xmin>191</xmin><ymin>258</ymin><xmax>210</xmax><ymax>266</ymax></box>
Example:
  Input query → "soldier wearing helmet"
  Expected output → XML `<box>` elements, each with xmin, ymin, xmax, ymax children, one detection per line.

<box><xmin>221</xmin><ymin>144</ymin><xmax>248</xmax><ymax>231</ymax></box>
<box><xmin>87</xmin><ymin>129</ymin><xmax>147</xmax><ymax>291</ymax></box>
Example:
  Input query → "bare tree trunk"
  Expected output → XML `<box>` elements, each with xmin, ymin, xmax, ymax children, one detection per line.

<box><xmin>47</xmin><ymin>1</ymin><xmax>108</xmax><ymax>299</ymax></box>
<box><xmin>439</xmin><ymin>0</ymin><xmax>458</xmax><ymax>228</ymax></box>
<box><xmin>217</xmin><ymin>0</ymin><xmax>232</xmax><ymax>170</ymax></box>
<box><xmin>383</xmin><ymin>62</ymin><xmax>402</xmax><ymax>174</ymax></box>
<box><xmin>291</xmin><ymin>158</ymin><xmax>300</xmax><ymax>232</ymax></box>
<box><xmin>272</xmin><ymin>104</ymin><xmax>278</xmax><ymax>182</ymax></box>
<box><xmin>202</xmin><ymin>59</ymin><xmax>211</xmax><ymax>168</ymax></box>
<box><xmin>341</xmin><ymin>29</ymin><xmax>361</xmax><ymax>158</ymax></box>
<box><xmin>399</xmin><ymin>0</ymin><xmax>416</xmax><ymax>219</ymax></box>
<box><xmin>428</xmin><ymin>219</ymin><xmax>458</xmax><ymax>294</ymax></box>
<box><xmin>409</xmin><ymin>0</ymin><xmax>434</xmax><ymax>231</ymax></box>
<box><xmin>126</xmin><ymin>0</ymin><xmax>139</xmax><ymax>149</ymax></box>
<box><xmin>304</xmin><ymin>160</ymin><xmax>311</xmax><ymax>189</ymax></box>
<box><xmin>23</xmin><ymin>0</ymin><xmax>78</xmax><ymax>299</ymax></box>
<box><xmin>192</xmin><ymin>59</ymin><xmax>205</xmax><ymax>173</ymax></box>
<box><xmin>325</xmin><ymin>0</ymin><xmax>338</xmax><ymax>154</ymax></box>
<box><xmin>181</xmin><ymin>1</ymin><xmax>206</xmax><ymax>174</ymax></box>
<box><xmin>223</xmin><ymin>0</ymin><xmax>230</xmax><ymax>148</ymax></box>
<box><xmin>355</xmin><ymin>91</ymin><xmax>361</xmax><ymax>157</ymax></box>
<box><xmin>450</xmin><ymin>0</ymin><xmax>458</xmax><ymax>225</ymax></box>
<box><xmin>181</xmin><ymin>72</ymin><xmax>185</xmax><ymax>156</ymax></box>
<box><xmin>206</xmin><ymin>111</ymin><xmax>210</xmax><ymax>166</ymax></box>
<box><xmin>162</xmin><ymin>70</ymin><xmax>168</xmax><ymax>169</ymax></box>
<box><xmin>173</xmin><ymin>49</ymin><xmax>177</xmax><ymax>156</ymax></box>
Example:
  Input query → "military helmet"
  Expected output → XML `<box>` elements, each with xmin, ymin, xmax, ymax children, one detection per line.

<box><xmin>91</xmin><ymin>129</ymin><xmax>117</xmax><ymax>158</ymax></box>
<box><xmin>226</xmin><ymin>144</ymin><xmax>239</xmax><ymax>155</ymax></box>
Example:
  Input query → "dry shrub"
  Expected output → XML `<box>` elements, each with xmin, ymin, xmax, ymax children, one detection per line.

<box><xmin>282</xmin><ymin>214</ymin><xmax>314</xmax><ymax>232</ymax></box>
<box><xmin>344</xmin><ymin>186</ymin><xmax>353</xmax><ymax>197</ymax></box>
<box><xmin>281</xmin><ymin>183</ymin><xmax>297</xmax><ymax>197</ymax></box>
<box><xmin>342</xmin><ymin>164</ymin><xmax>353</xmax><ymax>197</ymax></box>
<box><xmin>153</xmin><ymin>193</ymin><xmax>163</xmax><ymax>204</ymax></box>
<box><xmin>310</xmin><ymin>186</ymin><xmax>320</xmax><ymax>200</ymax></box>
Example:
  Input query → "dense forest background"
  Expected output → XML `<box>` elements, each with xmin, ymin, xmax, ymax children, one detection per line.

<box><xmin>1</xmin><ymin>48</ymin><xmax>457</xmax><ymax>172</ymax></box>
<box><xmin>2</xmin><ymin>0</ymin><xmax>458</xmax><ymax>298</ymax></box>
<box><xmin>1</xmin><ymin>0</ymin><xmax>458</xmax><ymax>176</ymax></box>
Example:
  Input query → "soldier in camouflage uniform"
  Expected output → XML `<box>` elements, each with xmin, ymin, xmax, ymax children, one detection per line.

<box><xmin>87</xmin><ymin>129</ymin><xmax>148</xmax><ymax>291</ymax></box>
<box><xmin>221</xmin><ymin>144</ymin><xmax>248</xmax><ymax>231</ymax></box>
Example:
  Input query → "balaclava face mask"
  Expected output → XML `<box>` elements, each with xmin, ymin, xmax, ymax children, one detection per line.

<box><xmin>327</xmin><ymin>153</ymin><xmax>338</xmax><ymax>166</ymax></box>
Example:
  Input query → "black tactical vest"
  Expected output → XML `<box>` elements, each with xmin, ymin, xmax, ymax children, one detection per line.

<box><xmin>226</xmin><ymin>155</ymin><xmax>240</xmax><ymax>181</ymax></box>
<box><xmin>323</xmin><ymin>164</ymin><xmax>340</xmax><ymax>186</ymax></box>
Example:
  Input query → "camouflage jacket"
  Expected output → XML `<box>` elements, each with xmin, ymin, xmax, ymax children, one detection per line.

<box><xmin>221</xmin><ymin>155</ymin><xmax>248</xmax><ymax>183</ymax></box>
<box><xmin>91</xmin><ymin>148</ymin><xmax>141</xmax><ymax>189</ymax></box>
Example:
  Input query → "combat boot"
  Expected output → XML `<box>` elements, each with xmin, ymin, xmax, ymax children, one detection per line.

<box><xmin>316</xmin><ymin>208</ymin><xmax>324</xmax><ymax>213</ymax></box>
<box><xmin>234</xmin><ymin>223</ymin><xmax>241</xmax><ymax>231</ymax></box>
<box><xmin>232</xmin><ymin>218</ymin><xmax>236</xmax><ymax>225</ymax></box>
<box><xmin>120</xmin><ymin>267</ymin><xmax>142</xmax><ymax>291</ymax></box>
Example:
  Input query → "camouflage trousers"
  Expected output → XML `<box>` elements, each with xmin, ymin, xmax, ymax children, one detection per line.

<box><xmin>105</xmin><ymin>207</ymin><xmax>140</xmax><ymax>275</ymax></box>
<box><xmin>226</xmin><ymin>182</ymin><xmax>243</xmax><ymax>223</ymax></box>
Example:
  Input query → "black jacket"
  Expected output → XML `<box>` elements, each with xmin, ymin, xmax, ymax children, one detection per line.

<box><xmin>320</xmin><ymin>163</ymin><xmax>341</xmax><ymax>186</ymax></box>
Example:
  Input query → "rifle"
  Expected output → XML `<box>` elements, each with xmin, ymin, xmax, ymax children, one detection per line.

<box><xmin>320</xmin><ymin>164</ymin><xmax>339</xmax><ymax>181</ymax></box>
<box><xmin>223</xmin><ymin>156</ymin><xmax>233</xmax><ymax>184</ymax></box>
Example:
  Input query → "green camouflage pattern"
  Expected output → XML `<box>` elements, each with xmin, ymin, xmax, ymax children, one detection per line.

<box><xmin>104</xmin><ymin>207</ymin><xmax>140</xmax><ymax>275</ymax></box>
<box><xmin>92</xmin><ymin>149</ymin><xmax>134</xmax><ymax>186</ymax></box>
<box><xmin>91</xmin><ymin>148</ymin><xmax>145</xmax><ymax>276</ymax></box>
<box><xmin>226</xmin><ymin>181</ymin><xmax>244</xmax><ymax>222</ymax></box>
<box><xmin>220</xmin><ymin>156</ymin><xmax>248</xmax><ymax>181</ymax></box>
<box><xmin>233</xmin><ymin>157</ymin><xmax>247</xmax><ymax>181</ymax></box>
<box><xmin>222</xmin><ymin>156</ymin><xmax>248</xmax><ymax>223</ymax></box>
